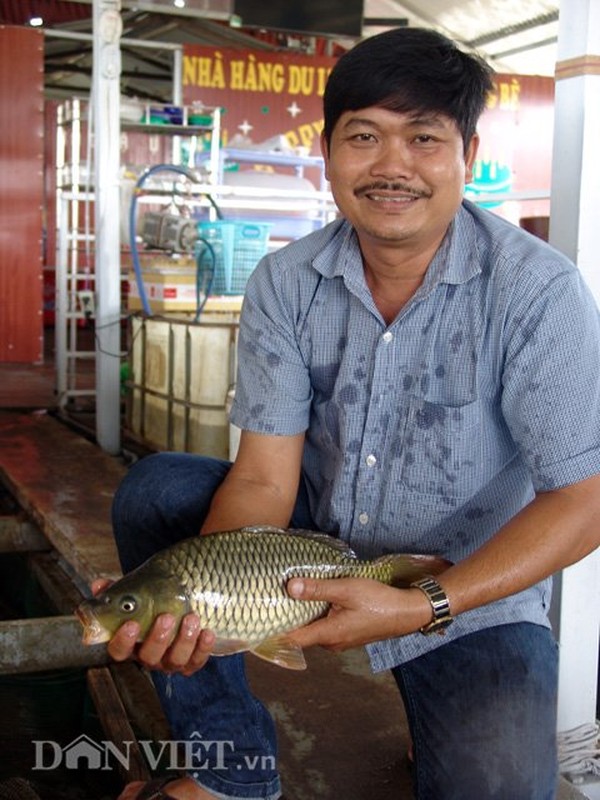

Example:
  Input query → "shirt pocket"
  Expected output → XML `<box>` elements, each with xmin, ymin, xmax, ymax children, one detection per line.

<box><xmin>398</xmin><ymin>396</ymin><xmax>482</xmax><ymax>499</ymax></box>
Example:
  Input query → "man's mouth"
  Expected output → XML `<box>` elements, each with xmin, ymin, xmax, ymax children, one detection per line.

<box><xmin>355</xmin><ymin>183</ymin><xmax>430</xmax><ymax>202</ymax></box>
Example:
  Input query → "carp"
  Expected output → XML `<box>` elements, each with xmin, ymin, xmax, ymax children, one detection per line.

<box><xmin>77</xmin><ymin>525</ymin><xmax>449</xmax><ymax>670</ymax></box>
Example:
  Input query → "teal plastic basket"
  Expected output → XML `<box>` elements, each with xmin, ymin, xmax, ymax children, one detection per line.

<box><xmin>196</xmin><ymin>220</ymin><xmax>271</xmax><ymax>295</ymax></box>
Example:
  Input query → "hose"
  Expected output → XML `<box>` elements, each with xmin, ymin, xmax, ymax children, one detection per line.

<box><xmin>194</xmin><ymin>236</ymin><xmax>216</xmax><ymax>322</ymax></box>
<box><xmin>128</xmin><ymin>163</ymin><xmax>222</xmax><ymax>316</ymax></box>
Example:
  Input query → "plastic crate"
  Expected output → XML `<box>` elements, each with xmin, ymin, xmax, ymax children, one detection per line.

<box><xmin>196</xmin><ymin>220</ymin><xmax>271</xmax><ymax>295</ymax></box>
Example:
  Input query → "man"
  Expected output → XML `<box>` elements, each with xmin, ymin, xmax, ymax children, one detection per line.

<box><xmin>111</xmin><ymin>27</ymin><xmax>600</xmax><ymax>800</ymax></box>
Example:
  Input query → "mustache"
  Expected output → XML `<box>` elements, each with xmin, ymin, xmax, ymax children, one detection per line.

<box><xmin>354</xmin><ymin>182</ymin><xmax>431</xmax><ymax>199</ymax></box>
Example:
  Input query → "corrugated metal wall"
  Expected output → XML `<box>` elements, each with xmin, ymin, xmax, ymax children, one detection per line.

<box><xmin>0</xmin><ymin>26</ymin><xmax>44</xmax><ymax>362</ymax></box>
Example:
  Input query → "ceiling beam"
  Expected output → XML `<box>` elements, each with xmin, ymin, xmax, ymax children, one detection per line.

<box><xmin>465</xmin><ymin>12</ymin><xmax>559</xmax><ymax>48</ymax></box>
<box><xmin>363</xmin><ymin>17</ymin><xmax>409</xmax><ymax>27</ymax></box>
<box><xmin>491</xmin><ymin>36</ymin><xmax>558</xmax><ymax>61</ymax></box>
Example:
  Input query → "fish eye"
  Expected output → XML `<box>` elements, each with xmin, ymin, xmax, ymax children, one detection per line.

<box><xmin>120</xmin><ymin>596</ymin><xmax>137</xmax><ymax>614</ymax></box>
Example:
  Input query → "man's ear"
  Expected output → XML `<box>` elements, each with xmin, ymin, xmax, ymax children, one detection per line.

<box><xmin>320</xmin><ymin>131</ymin><xmax>331</xmax><ymax>181</ymax></box>
<box><xmin>464</xmin><ymin>133</ymin><xmax>480</xmax><ymax>184</ymax></box>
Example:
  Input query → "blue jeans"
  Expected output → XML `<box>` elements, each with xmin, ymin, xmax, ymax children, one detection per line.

<box><xmin>112</xmin><ymin>452</ymin><xmax>559</xmax><ymax>800</ymax></box>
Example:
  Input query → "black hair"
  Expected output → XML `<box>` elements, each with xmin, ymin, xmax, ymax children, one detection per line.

<box><xmin>323</xmin><ymin>27</ymin><xmax>495</xmax><ymax>152</ymax></box>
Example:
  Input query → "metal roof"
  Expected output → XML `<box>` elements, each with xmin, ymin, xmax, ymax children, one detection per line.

<box><xmin>0</xmin><ymin>0</ymin><xmax>560</xmax><ymax>100</ymax></box>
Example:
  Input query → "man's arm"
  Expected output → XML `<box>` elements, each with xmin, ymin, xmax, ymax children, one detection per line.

<box><xmin>287</xmin><ymin>472</ymin><xmax>600</xmax><ymax>651</ymax></box>
<box><xmin>106</xmin><ymin>430</ymin><xmax>305</xmax><ymax>671</ymax></box>
<box><xmin>438</xmin><ymin>472</ymin><xmax>600</xmax><ymax>615</ymax></box>
<box><xmin>201</xmin><ymin>430</ymin><xmax>305</xmax><ymax>534</ymax></box>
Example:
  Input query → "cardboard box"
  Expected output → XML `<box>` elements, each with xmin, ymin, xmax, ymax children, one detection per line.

<box><xmin>127</xmin><ymin>266</ymin><xmax>200</xmax><ymax>313</ymax></box>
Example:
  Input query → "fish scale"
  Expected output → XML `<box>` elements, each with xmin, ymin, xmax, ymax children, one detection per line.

<box><xmin>77</xmin><ymin>525</ymin><xmax>450</xmax><ymax>670</ymax></box>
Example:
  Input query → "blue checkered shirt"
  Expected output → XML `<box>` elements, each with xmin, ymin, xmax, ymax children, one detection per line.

<box><xmin>230</xmin><ymin>200</ymin><xmax>600</xmax><ymax>670</ymax></box>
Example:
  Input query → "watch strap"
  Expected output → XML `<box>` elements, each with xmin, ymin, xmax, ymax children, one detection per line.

<box><xmin>410</xmin><ymin>575</ymin><xmax>453</xmax><ymax>635</ymax></box>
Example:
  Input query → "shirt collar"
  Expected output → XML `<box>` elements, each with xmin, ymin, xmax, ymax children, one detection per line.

<box><xmin>312</xmin><ymin>201</ymin><xmax>482</xmax><ymax>289</ymax></box>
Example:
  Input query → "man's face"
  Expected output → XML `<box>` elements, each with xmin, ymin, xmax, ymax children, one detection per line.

<box><xmin>321</xmin><ymin>106</ymin><xmax>479</xmax><ymax>254</ymax></box>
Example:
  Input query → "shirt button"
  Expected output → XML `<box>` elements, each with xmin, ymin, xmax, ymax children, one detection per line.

<box><xmin>358</xmin><ymin>512</ymin><xmax>369</xmax><ymax>525</ymax></box>
<box><xmin>366</xmin><ymin>454</ymin><xmax>377</xmax><ymax>467</ymax></box>
<box><xmin>382</xmin><ymin>331</ymin><xmax>393</xmax><ymax>343</ymax></box>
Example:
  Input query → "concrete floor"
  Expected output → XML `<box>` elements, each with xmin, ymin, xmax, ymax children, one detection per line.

<box><xmin>0</xmin><ymin>331</ymin><xmax>593</xmax><ymax>800</ymax></box>
<box><xmin>247</xmin><ymin>646</ymin><xmax>414</xmax><ymax>800</ymax></box>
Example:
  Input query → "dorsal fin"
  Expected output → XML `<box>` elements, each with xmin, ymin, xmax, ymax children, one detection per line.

<box><xmin>239</xmin><ymin>525</ymin><xmax>287</xmax><ymax>535</ymax></box>
<box><xmin>288</xmin><ymin>528</ymin><xmax>357</xmax><ymax>557</ymax></box>
<box><xmin>240</xmin><ymin>526</ymin><xmax>357</xmax><ymax>558</ymax></box>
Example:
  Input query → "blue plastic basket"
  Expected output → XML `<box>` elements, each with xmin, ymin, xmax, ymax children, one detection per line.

<box><xmin>196</xmin><ymin>220</ymin><xmax>271</xmax><ymax>295</ymax></box>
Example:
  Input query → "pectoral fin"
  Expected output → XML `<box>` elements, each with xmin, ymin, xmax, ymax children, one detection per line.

<box><xmin>251</xmin><ymin>635</ymin><xmax>307</xmax><ymax>670</ymax></box>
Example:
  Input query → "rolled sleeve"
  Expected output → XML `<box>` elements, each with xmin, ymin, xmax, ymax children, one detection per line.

<box><xmin>230</xmin><ymin>257</ymin><xmax>312</xmax><ymax>436</ymax></box>
<box><xmin>501</xmin><ymin>269</ymin><xmax>600</xmax><ymax>491</ymax></box>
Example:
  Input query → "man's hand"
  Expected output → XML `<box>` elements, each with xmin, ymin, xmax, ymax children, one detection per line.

<box><xmin>286</xmin><ymin>576</ymin><xmax>432</xmax><ymax>651</ymax></box>
<box><xmin>90</xmin><ymin>579</ymin><xmax>215</xmax><ymax>676</ymax></box>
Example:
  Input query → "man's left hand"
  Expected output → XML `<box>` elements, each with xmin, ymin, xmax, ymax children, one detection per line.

<box><xmin>286</xmin><ymin>576</ymin><xmax>430</xmax><ymax>651</ymax></box>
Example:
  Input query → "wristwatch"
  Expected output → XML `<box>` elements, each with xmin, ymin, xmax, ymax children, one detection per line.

<box><xmin>410</xmin><ymin>575</ymin><xmax>453</xmax><ymax>635</ymax></box>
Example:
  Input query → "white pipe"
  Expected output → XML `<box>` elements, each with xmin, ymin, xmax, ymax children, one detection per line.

<box><xmin>93</xmin><ymin>0</ymin><xmax>122</xmax><ymax>454</ymax></box>
<box><xmin>549</xmin><ymin>0</ymin><xmax>600</xmax><ymax>737</ymax></box>
<box><xmin>44</xmin><ymin>27</ymin><xmax>183</xmax><ymax>51</ymax></box>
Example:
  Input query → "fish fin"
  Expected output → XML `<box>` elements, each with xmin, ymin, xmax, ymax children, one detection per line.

<box><xmin>239</xmin><ymin>524</ymin><xmax>287</xmax><ymax>535</ymax></box>
<box><xmin>241</xmin><ymin>525</ymin><xmax>357</xmax><ymax>558</ymax></box>
<box><xmin>251</xmin><ymin>635</ymin><xmax>307</xmax><ymax>671</ymax></box>
<box><xmin>289</xmin><ymin>529</ymin><xmax>357</xmax><ymax>557</ymax></box>
<box><xmin>374</xmin><ymin>553</ymin><xmax>453</xmax><ymax>588</ymax></box>
<box><xmin>211</xmin><ymin>637</ymin><xmax>250</xmax><ymax>656</ymax></box>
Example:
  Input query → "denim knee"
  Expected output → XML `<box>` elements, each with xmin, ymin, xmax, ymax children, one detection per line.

<box><xmin>111</xmin><ymin>452</ymin><xmax>231</xmax><ymax>571</ymax></box>
<box><xmin>393</xmin><ymin>623</ymin><xmax>558</xmax><ymax>800</ymax></box>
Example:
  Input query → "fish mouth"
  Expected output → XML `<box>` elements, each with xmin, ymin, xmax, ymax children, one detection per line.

<box><xmin>76</xmin><ymin>604</ymin><xmax>111</xmax><ymax>646</ymax></box>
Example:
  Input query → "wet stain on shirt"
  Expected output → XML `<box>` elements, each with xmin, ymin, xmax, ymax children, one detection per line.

<box><xmin>422</xmin><ymin>314</ymin><xmax>435</xmax><ymax>335</ymax></box>
<box><xmin>464</xmin><ymin>506</ymin><xmax>492</xmax><ymax>520</ymax></box>
<box><xmin>416</xmin><ymin>403</ymin><xmax>447</xmax><ymax>429</ymax></box>
<box><xmin>450</xmin><ymin>331</ymin><xmax>464</xmax><ymax>353</ymax></box>
<box><xmin>250</xmin><ymin>403</ymin><xmax>266</xmax><ymax>418</ymax></box>
<box><xmin>338</xmin><ymin>384</ymin><xmax>359</xmax><ymax>405</ymax></box>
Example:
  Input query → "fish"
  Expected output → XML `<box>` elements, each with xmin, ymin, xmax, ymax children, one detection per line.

<box><xmin>76</xmin><ymin>525</ymin><xmax>450</xmax><ymax>670</ymax></box>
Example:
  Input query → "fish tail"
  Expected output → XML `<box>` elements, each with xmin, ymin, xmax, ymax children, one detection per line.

<box><xmin>368</xmin><ymin>553</ymin><xmax>451</xmax><ymax>588</ymax></box>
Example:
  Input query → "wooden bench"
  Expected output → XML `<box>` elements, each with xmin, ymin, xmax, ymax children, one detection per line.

<box><xmin>0</xmin><ymin>408</ymin><xmax>128</xmax><ymax>674</ymax></box>
<box><xmin>0</xmin><ymin>410</ymin><xmax>167</xmax><ymax>783</ymax></box>
<box><xmin>0</xmin><ymin>409</ymin><xmax>123</xmax><ymax>584</ymax></box>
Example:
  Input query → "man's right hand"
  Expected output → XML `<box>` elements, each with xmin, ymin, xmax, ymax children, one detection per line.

<box><xmin>91</xmin><ymin>579</ymin><xmax>216</xmax><ymax>676</ymax></box>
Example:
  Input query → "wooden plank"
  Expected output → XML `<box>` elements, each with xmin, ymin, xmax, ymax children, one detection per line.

<box><xmin>87</xmin><ymin>666</ymin><xmax>152</xmax><ymax>783</ymax></box>
<box><xmin>29</xmin><ymin>552</ymin><xmax>89</xmax><ymax>615</ymax></box>
<box><xmin>0</xmin><ymin>513</ymin><xmax>50</xmax><ymax>552</ymax></box>
<box><xmin>109</xmin><ymin>662</ymin><xmax>172</xmax><ymax>743</ymax></box>
<box><xmin>0</xmin><ymin>616</ymin><xmax>109</xmax><ymax>674</ymax></box>
<box><xmin>0</xmin><ymin>410</ymin><xmax>124</xmax><ymax>583</ymax></box>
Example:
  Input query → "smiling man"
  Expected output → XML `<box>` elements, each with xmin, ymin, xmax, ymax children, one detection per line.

<box><xmin>111</xmin><ymin>28</ymin><xmax>600</xmax><ymax>800</ymax></box>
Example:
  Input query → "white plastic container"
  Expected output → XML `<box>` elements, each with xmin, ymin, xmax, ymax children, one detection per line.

<box><xmin>226</xmin><ymin>388</ymin><xmax>241</xmax><ymax>461</ymax></box>
<box><xmin>128</xmin><ymin>312</ymin><xmax>239</xmax><ymax>459</ymax></box>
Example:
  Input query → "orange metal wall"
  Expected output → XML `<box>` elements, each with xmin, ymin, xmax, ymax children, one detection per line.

<box><xmin>0</xmin><ymin>25</ymin><xmax>44</xmax><ymax>363</ymax></box>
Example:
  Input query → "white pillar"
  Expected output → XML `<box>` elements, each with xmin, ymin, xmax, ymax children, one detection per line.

<box><xmin>549</xmin><ymin>0</ymin><xmax>600</xmax><ymax>733</ymax></box>
<box><xmin>93</xmin><ymin>0</ymin><xmax>122</xmax><ymax>454</ymax></box>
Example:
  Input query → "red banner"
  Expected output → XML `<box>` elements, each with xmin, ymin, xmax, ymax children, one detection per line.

<box><xmin>183</xmin><ymin>46</ymin><xmax>334</xmax><ymax>154</ymax></box>
<box><xmin>183</xmin><ymin>45</ymin><xmax>555</xmax><ymax>223</ymax></box>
